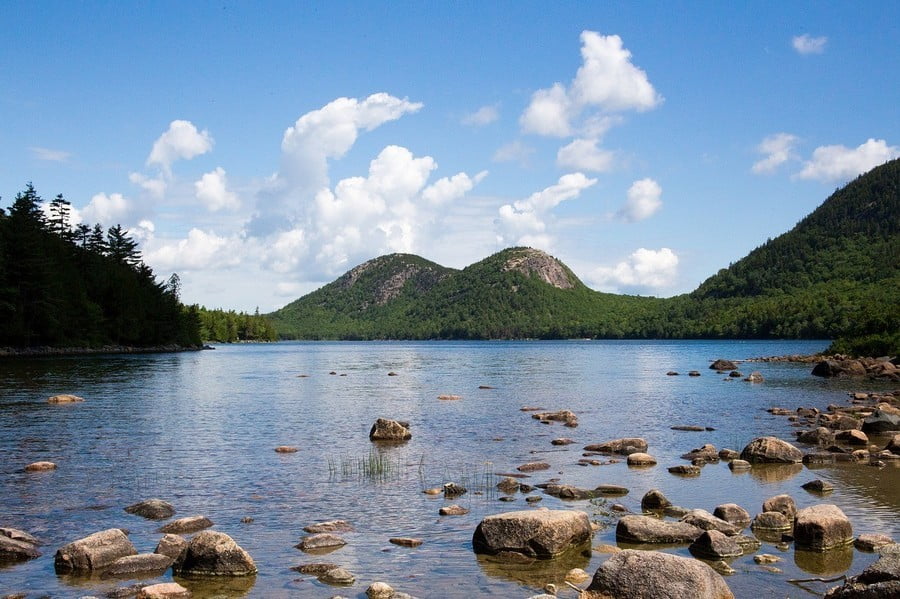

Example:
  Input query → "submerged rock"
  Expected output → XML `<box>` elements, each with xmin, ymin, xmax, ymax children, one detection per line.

<box><xmin>104</xmin><ymin>553</ymin><xmax>174</xmax><ymax>578</ymax></box>
<box><xmin>158</xmin><ymin>515</ymin><xmax>213</xmax><ymax>534</ymax></box>
<box><xmin>584</xmin><ymin>438</ymin><xmax>648</xmax><ymax>455</ymax></box>
<box><xmin>369</xmin><ymin>418</ymin><xmax>412</xmax><ymax>442</ymax></box>
<box><xmin>472</xmin><ymin>509</ymin><xmax>591</xmax><ymax>559</ymax></box>
<box><xmin>615</xmin><ymin>515</ymin><xmax>703</xmax><ymax>544</ymax></box>
<box><xmin>583</xmin><ymin>549</ymin><xmax>734</xmax><ymax>599</ymax></box>
<box><xmin>125</xmin><ymin>499</ymin><xmax>175</xmax><ymax>520</ymax></box>
<box><xmin>54</xmin><ymin>528</ymin><xmax>137</xmax><ymax>573</ymax></box>
<box><xmin>137</xmin><ymin>583</ymin><xmax>192</xmax><ymax>599</ymax></box>
<box><xmin>303</xmin><ymin>520</ymin><xmax>353</xmax><ymax>534</ymax></box>
<box><xmin>48</xmin><ymin>394</ymin><xmax>84</xmax><ymax>404</ymax></box>
<box><xmin>855</xmin><ymin>534</ymin><xmax>894</xmax><ymax>552</ymax></box>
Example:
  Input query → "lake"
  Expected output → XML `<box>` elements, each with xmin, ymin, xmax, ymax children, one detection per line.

<box><xmin>1</xmin><ymin>340</ymin><xmax>898</xmax><ymax>598</ymax></box>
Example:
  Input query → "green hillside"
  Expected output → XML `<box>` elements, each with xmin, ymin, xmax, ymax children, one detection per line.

<box><xmin>269</xmin><ymin>159</ymin><xmax>900</xmax><ymax>348</ymax></box>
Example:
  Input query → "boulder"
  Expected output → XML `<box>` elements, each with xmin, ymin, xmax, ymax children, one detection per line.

<box><xmin>824</xmin><ymin>543</ymin><xmax>900</xmax><ymax>598</ymax></box>
<box><xmin>296</xmin><ymin>533</ymin><xmax>347</xmax><ymax>553</ymax></box>
<box><xmin>369</xmin><ymin>418</ymin><xmax>411</xmax><ymax>441</ymax></box>
<box><xmin>681</xmin><ymin>444</ymin><xmax>719</xmax><ymax>462</ymax></box>
<box><xmin>802</xmin><ymin>479</ymin><xmax>835</xmax><ymax>494</ymax></box>
<box><xmin>0</xmin><ymin>535</ymin><xmax>42</xmax><ymax>561</ymax></box>
<box><xmin>24</xmin><ymin>461</ymin><xmax>57</xmax><ymax>472</ymax></box>
<box><xmin>713</xmin><ymin>504</ymin><xmax>751</xmax><ymax>529</ymax></box>
<box><xmin>710</xmin><ymin>359</ymin><xmax>738</xmax><ymax>371</ymax></box>
<box><xmin>439</xmin><ymin>505</ymin><xmax>469</xmax><ymax>516</ymax></box>
<box><xmin>172</xmin><ymin>530</ymin><xmax>256</xmax><ymax>576</ymax></box>
<box><xmin>319</xmin><ymin>566</ymin><xmax>355</xmax><ymax>584</ymax></box>
<box><xmin>886</xmin><ymin>433</ymin><xmax>900</xmax><ymax>455</ymax></box>
<box><xmin>668</xmin><ymin>465</ymin><xmax>701</xmax><ymax>476</ymax></box>
<box><xmin>154</xmin><ymin>534</ymin><xmax>187</xmax><ymax>562</ymax></box>
<box><xmin>681</xmin><ymin>509</ymin><xmax>741</xmax><ymax>536</ymax></box>
<box><xmin>0</xmin><ymin>527</ymin><xmax>42</xmax><ymax>546</ymax></box>
<box><xmin>740</xmin><ymin>437</ymin><xmax>803</xmax><ymax>463</ymax></box>
<box><xmin>835</xmin><ymin>429</ymin><xmax>869</xmax><ymax>445</ymax></box>
<box><xmin>54</xmin><ymin>528</ymin><xmax>137</xmax><ymax>573</ymax></box>
<box><xmin>794</xmin><ymin>504</ymin><xmax>853</xmax><ymax>551</ymax></box>
<box><xmin>543</xmin><ymin>484</ymin><xmax>601</xmax><ymax>500</ymax></box>
<box><xmin>615</xmin><ymin>515</ymin><xmax>703</xmax><ymax>544</ymax></box>
<box><xmin>138</xmin><ymin>583</ymin><xmax>192</xmax><ymax>599</ymax></box>
<box><xmin>47</xmin><ymin>394</ymin><xmax>84</xmax><ymax>403</ymax></box>
<box><xmin>626</xmin><ymin>453</ymin><xmax>657</xmax><ymax>466</ymax></box>
<box><xmin>303</xmin><ymin>520</ymin><xmax>354</xmax><ymax>534</ymax></box>
<box><xmin>751</xmin><ymin>511</ymin><xmax>792</xmax><ymax>532</ymax></box>
<box><xmin>584</xmin><ymin>438</ymin><xmax>648</xmax><ymax>455</ymax></box>
<box><xmin>797</xmin><ymin>427</ymin><xmax>835</xmax><ymax>445</ymax></box>
<box><xmin>104</xmin><ymin>553</ymin><xmax>174</xmax><ymax>577</ymax></box>
<box><xmin>583</xmin><ymin>549</ymin><xmax>734</xmax><ymax>599</ymax></box>
<box><xmin>862</xmin><ymin>406</ymin><xmax>900</xmax><ymax>433</ymax></box>
<box><xmin>158</xmin><ymin>515</ymin><xmax>213</xmax><ymax>534</ymax></box>
<box><xmin>689</xmin><ymin>530</ymin><xmax>743</xmax><ymax>559</ymax></box>
<box><xmin>641</xmin><ymin>489</ymin><xmax>671</xmax><ymax>511</ymax></box>
<box><xmin>762</xmin><ymin>494</ymin><xmax>797</xmax><ymax>520</ymax></box>
<box><xmin>855</xmin><ymin>534</ymin><xmax>893</xmax><ymax>552</ymax></box>
<box><xmin>472</xmin><ymin>509</ymin><xmax>591</xmax><ymax>559</ymax></box>
<box><xmin>125</xmin><ymin>499</ymin><xmax>175</xmax><ymax>520</ymax></box>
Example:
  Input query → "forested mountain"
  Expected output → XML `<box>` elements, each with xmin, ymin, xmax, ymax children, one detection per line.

<box><xmin>270</xmin><ymin>158</ymin><xmax>899</xmax><ymax>350</ymax></box>
<box><xmin>0</xmin><ymin>184</ymin><xmax>202</xmax><ymax>348</ymax></box>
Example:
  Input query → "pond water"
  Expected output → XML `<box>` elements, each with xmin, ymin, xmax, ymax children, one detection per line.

<box><xmin>1</xmin><ymin>340</ymin><xmax>898</xmax><ymax>598</ymax></box>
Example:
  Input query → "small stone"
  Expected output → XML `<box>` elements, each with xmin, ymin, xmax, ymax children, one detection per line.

<box><xmin>304</xmin><ymin>520</ymin><xmax>353</xmax><ymax>534</ymax></box>
<box><xmin>274</xmin><ymin>446</ymin><xmax>299</xmax><ymax>453</ymax></box>
<box><xmin>517</xmin><ymin>461</ymin><xmax>550</xmax><ymax>472</ymax></box>
<box><xmin>125</xmin><ymin>499</ymin><xmax>175</xmax><ymax>520</ymax></box>
<box><xmin>48</xmin><ymin>394</ymin><xmax>84</xmax><ymax>403</ymax></box>
<box><xmin>626</xmin><ymin>452</ymin><xmax>657</xmax><ymax>466</ymax></box>
<box><xmin>367</xmin><ymin>582</ymin><xmax>394</xmax><ymax>599</ymax></box>
<box><xmin>319</xmin><ymin>566</ymin><xmax>355</xmax><ymax>585</ymax></box>
<box><xmin>296</xmin><ymin>533</ymin><xmax>347</xmax><ymax>553</ymax></box>
<box><xmin>754</xmin><ymin>553</ymin><xmax>781</xmax><ymax>564</ymax></box>
<box><xmin>802</xmin><ymin>479</ymin><xmax>834</xmax><ymax>493</ymax></box>
<box><xmin>668</xmin><ymin>464</ymin><xmax>701</xmax><ymax>476</ymax></box>
<box><xmin>566</xmin><ymin>567</ymin><xmax>590</xmax><ymax>583</ymax></box>
<box><xmin>389</xmin><ymin>537</ymin><xmax>423</xmax><ymax>547</ymax></box>
<box><xmin>551</xmin><ymin>438</ymin><xmax>574</xmax><ymax>445</ymax></box>
<box><xmin>137</xmin><ymin>583</ymin><xmax>191</xmax><ymax>599</ymax></box>
<box><xmin>439</xmin><ymin>505</ymin><xmax>469</xmax><ymax>516</ymax></box>
<box><xmin>158</xmin><ymin>515</ymin><xmax>213</xmax><ymax>534</ymax></box>
<box><xmin>24</xmin><ymin>461</ymin><xmax>57</xmax><ymax>472</ymax></box>
<box><xmin>729</xmin><ymin>459</ymin><xmax>751</xmax><ymax>471</ymax></box>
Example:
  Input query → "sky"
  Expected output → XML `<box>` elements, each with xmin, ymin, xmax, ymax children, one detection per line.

<box><xmin>2</xmin><ymin>1</ymin><xmax>898</xmax><ymax>312</ymax></box>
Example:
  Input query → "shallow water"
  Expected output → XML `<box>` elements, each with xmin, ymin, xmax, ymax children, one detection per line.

<box><xmin>1</xmin><ymin>340</ymin><xmax>897</xmax><ymax>598</ymax></box>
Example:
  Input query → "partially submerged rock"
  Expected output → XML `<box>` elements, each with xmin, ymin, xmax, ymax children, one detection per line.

<box><xmin>802</xmin><ymin>479</ymin><xmax>835</xmax><ymax>494</ymax></box>
<box><xmin>104</xmin><ymin>553</ymin><xmax>174</xmax><ymax>578</ymax></box>
<box><xmin>794</xmin><ymin>504</ymin><xmax>853</xmax><ymax>551</ymax></box>
<box><xmin>713</xmin><ymin>504</ymin><xmax>751</xmax><ymax>529</ymax></box>
<box><xmin>439</xmin><ymin>505</ymin><xmax>469</xmax><ymax>516</ymax></box>
<box><xmin>531</xmin><ymin>410</ymin><xmax>578</xmax><ymax>427</ymax></box>
<box><xmin>154</xmin><ymin>534</ymin><xmax>187</xmax><ymax>562</ymax></box>
<box><xmin>125</xmin><ymin>499</ymin><xmax>175</xmax><ymax>521</ymax></box>
<box><xmin>48</xmin><ymin>394</ymin><xmax>84</xmax><ymax>403</ymax></box>
<box><xmin>303</xmin><ymin>520</ymin><xmax>353</xmax><ymax>534</ymax></box>
<box><xmin>626</xmin><ymin>452</ymin><xmax>657</xmax><ymax>466</ymax></box>
<box><xmin>517</xmin><ymin>461</ymin><xmax>550</xmax><ymax>472</ymax></box>
<box><xmin>710</xmin><ymin>359</ymin><xmax>738</xmax><ymax>371</ymax></box>
<box><xmin>751</xmin><ymin>511</ymin><xmax>792</xmax><ymax>532</ymax></box>
<box><xmin>740</xmin><ymin>437</ymin><xmax>803</xmax><ymax>463</ymax></box>
<box><xmin>172</xmin><ymin>530</ymin><xmax>256</xmax><ymax>576</ymax></box>
<box><xmin>24</xmin><ymin>461</ymin><xmax>57</xmax><ymax>472</ymax></box>
<box><xmin>640</xmin><ymin>489</ymin><xmax>671</xmax><ymax>511</ymax></box>
<box><xmin>584</xmin><ymin>438</ymin><xmax>648</xmax><ymax>455</ymax></box>
<box><xmin>296</xmin><ymin>533</ymin><xmax>347</xmax><ymax>553</ymax></box>
<box><xmin>680</xmin><ymin>510</ymin><xmax>741</xmax><ymax>536</ymax></box>
<box><xmin>761</xmin><ymin>494</ymin><xmax>797</xmax><ymax>520</ymax></box>
<box><xmin>0</xmin><ymin>534</ymin><xmax>42</xmax><ymax>561</ymax></box>
<box><xmin>158</xmin><ymin>515</ymin><xmax>213</xmax><ymax>534</ymax></box>
<box><xmin>583</xmin><ymin>549</ymin><xmax>734</xmax><ymax>598</ymax></box>
<box><xmin>137</xmin><ymin>583</ymin><xmax>191</xmax><ymax>599</ymax></box>
<box><xmin>369</xmin><ymin>418</ymin><xmax>412</xmax><ymax>442</ymax></box>
<box><xmin>472</xmin><ymin>509</ymin><xmax>591</xmax><ymax>559</ymax></box>
<box><xmin>54</xmin><ymin>528</ymin><xmax>137</xmax><ymax>573</ymax></box>
<box><xmin>689</xmin><ymin>530</ymin><xmax>743</xmax><ymax>559</ymax></box>
<box><xmin>615</xmin><ymin>515</ymin><xmax>703</xmax><ymax>544</ymax></box>
<box><xmin>855</xmin><ymin>533</ymin><xmax>894</xmax><ymax>552</ymax></box>
<box><xmin>824</xmin><ymin>543</ymin><xmax>900</xmax><ymax>598</ymax></box>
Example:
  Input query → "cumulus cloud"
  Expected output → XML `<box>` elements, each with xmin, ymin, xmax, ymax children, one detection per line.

<box><xmin>752</xmin><ymin>133</ymin><xmax>800</xmax><ymax>174</ymax></box>
<box><xmin>81</xmin><ymin>192</ymin><xmax>135</xmax><ymax>226</ymax></box>
<box><xmin>520</xmin><ymin>31</ymin><xmax>662</xmax><ymax>138</ymax></box>
<box><xmin>422</xmin><ymin>171</ymin><xmax>488</xmax><ymax>205</ymax></box>
<box><xmin>462</xmin><ymin>104</ymin><xmax>500</xmax><ymax>126</ymax></box>
<box><xmin>792</xmin><ymin>34</ymin><xmax>827</xmax><ymax>55</ymax></box>
<box><xmin>145</xmin><ymin>228</ymin><xmax>242</xmax><ymax>271</ymax></box>
<box><xmin>496</xmin><ymin>172</ymin><xmax>597</xmax><ymax>248</ymax></box>
<box><xmin>588</xmin><ymin>247</ymin><xmax>679</xmax><ymax>292</ymax></box>
<box><xmin>796</xmin><ymin>138</ymin><xmax>899</xmax><ymax>182</ymax></box>
<box><xmin>618</xmin><ymin>178</ymin><xmax>662</xmax><ymax>222</ymax></box>
<box><xmin>493</xmin><ymin>140</ymin><xmax>535</xmax><ymax>165</ymax></box>
<box><xmin>195</xmin><ymin>167</ymin><xmax>240</xmax><ymax>212</ymax></box>
<box><xmin>147</xmin><ymin>120</ymin><xmax>213</xmax><ymax>173</ymax></box>
<box><xmin>129</xmin><ymin>172</ymin><xmax>167</xmax><ymax>197</ymax></box>
<box><xmin>557</xmin><ymin>138</ymin><xmax>616</xmax><ymax>172</ymax></box>
<box><xmin>30</xmin><ymin>146</ymin><xmax>70</xmax><ymax>162</ymax></box>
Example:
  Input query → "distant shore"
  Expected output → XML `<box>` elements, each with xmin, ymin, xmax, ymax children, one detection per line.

<box><xmin>0</xmin><ymin>344</ymin><xmax>210</xmax><ymax>359</ymax></box>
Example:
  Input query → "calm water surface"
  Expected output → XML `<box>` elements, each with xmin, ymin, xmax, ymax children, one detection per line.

<box><xmin>1</xmin><ymin>340</ymin><xmax>898</xmax><ymax>598</ymax></box>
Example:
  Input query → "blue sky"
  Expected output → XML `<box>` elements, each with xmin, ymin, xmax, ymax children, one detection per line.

<box><xmin>2</xmin><ymin>1</ymin><xmax>898</xmax><ymax>311</ymax></box>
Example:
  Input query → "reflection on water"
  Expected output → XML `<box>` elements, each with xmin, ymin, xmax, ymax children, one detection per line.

<box><xmin>474</xmin><ymin>544</ymin><xmax>591</xmax><ymax>587</ymax></box>
<box><xmin>794</xmin><ymin>545</ymin><xmax>854</xmax><ymax>576</ymax></box>
<box><xmin>0</xmin><ymin>340</ymin><xmax>897</xmax><ymax>597</ymax></box>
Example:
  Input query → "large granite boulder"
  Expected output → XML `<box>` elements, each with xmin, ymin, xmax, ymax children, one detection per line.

<box><xmin>710</xmin><ymin>359</ymin><xmax>738</xmax><ymax>371</ymax></box>
<box><xmin>740</xmin><ymin>437</ymin><xmax>803</xmax><ymax>463</ymax></box>
<box><xmin>762</xmin><ymin>494</ymin><xmax>797</xmax><ymax>520</ymax></box>
<box><xmin>794</xmin><ymin>504</ymin><xmax>853</xmax><ymax>551</ymax></box>
<box><xmin>863</xmin><ymin>405</ymin><xmax>900</xmax><ymax>433</ymax></box>
<box><xmin>713</xmin><ymin>504</ymin><xmax>751</xmax><ymax>529</ymax></box>
<box><xmin>54</xmin><ymin>528</ymin><xmax>137</xmax><ymax>573</ymax></box>
<box><xmin>125</xmin><ymin>499</ymin><xmax>176</xmax><ymax>520</ymax></box>
<box><xmin>172</xmin><ymin>530</ymin><xmax>256</xmax><ymax>576</ymax></box>
<box><xmin>369</xmin><ymin>418</ymin><xmax>412</xmax><ymax>442</ymax></box>
<box><xmin>584</xmin><ymin>438</ymin><xmax>648</xmax><ymax>455</ymax></box>
<box><xmin>824</xmin><ymin>543</ymin><xmax>900</xmax><ymax>598</ymax></box>
<box><xmin>104</xmin><ymin>553</ymin><xmax>174</xmax><ymax>578</ymax></box>
<box><xmin>472</xmin><ymin>509</ymin><xmax>591</xmax><ymax>559</ymax></box>
<box><xmin>615</xmin><ymin>515</ymin><xmax>703</xmax><ymax>544</ymax></box>
<box><xmin>689</xmin><ymin>530</ymin><xmax>743</xmax><ymax>559</ymax></box>
<box><xmin>583</xmin><ymin>549</ymin><xmax>734</xmax><ymax>598</ymax></box>
<box><xmin>158</xmin><ymin>515</ymin><xmax>213</xmax><ymax>534</ymax></box>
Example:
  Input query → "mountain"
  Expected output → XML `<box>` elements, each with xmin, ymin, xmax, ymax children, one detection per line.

<box><xmin>269</xmin><ymin>159</ymin><xmax>900</xmax><ymax>347</ymax></box>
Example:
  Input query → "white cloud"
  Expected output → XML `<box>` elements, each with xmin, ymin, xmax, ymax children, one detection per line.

<box><xmin>496</xmin><ymin>172</ymin><xmax>597</xmax><ymax>247</ymax></box>
<box><xmin>792</xmin><ymin>34</ymin><xmax>827</xmax><ymax>55</ymax></box>
<box><xmin>618</xmin><ymin>178</ymin><xmax>662</xmax><ymax>222</ymax></box>
<box><xmin>422</xmin><ymin>171</ymin><xmax>488</xmax><ymax>205</ymax></box>
<box><xmin>145</xmin><ymin>228</ymin><xmax>242</xmax><ymax>272</ymax></box>
<box><xmin>81</xmin><ymin>192</ymin><xmax>135</xmax><ymax>226</ymax></box>
<box><xmin>520</xmin><ymin>83</ymin><xmax>573</xmax><ymax>137</ymax></box>
<box><xmin>557</xmin><ymin>138</ymin><xmax>616</xmax><ymax>172</ymax></box>
<box><xmin>147</xmin><ymin>120</ymin><xmax>213</xmax><ymax>173</ymax></box>
<box><xmin>462</xmin><ymin>104</ymin><xmax>499</xmax><ymax>126</ymax></box>
<box><xmin>30</xmin><ymin>146</ymin><xmax>70</xmax><ymax>162</ymax></box>
<box><xmin>520</xmin><ymin>31</ymin><xmax>662</xmax><ymax>138</ymax></box>
<box><xmin>195</xmin><ymin>167</ymin><xmax>240</xmax><ymax>212</ymax></box>
<box><xmin>588</xmin><ymin>247</ymin><xmax>679</xmax><ymax>292</ymax></box>
<box><xmin>752</xmin><ymin>133</ymin><xmax>799</xmax><ymax>174</ymax></box>
<box><xmin>263</xmin><ymin>228</ymin><xmax>308</xmax><ymax>273</ymax></box>
<box><xmin>492</xmin><ymin>140</ymin><xmax>535</xmax><ymax>165</ymax></box>
<box><xmin>796</xmin><ymin>138</ymin><xmax>899</xmax><ymax>182</ymax></box>
<box><xmin>130</xmin><ymin>220</ymin><xmax>155</xmax><ymax>245</ymax></box>
<box><xmin>129</xmin><ymin>172</ymin><xmax>167</xmax><ymax>197</ymax></box>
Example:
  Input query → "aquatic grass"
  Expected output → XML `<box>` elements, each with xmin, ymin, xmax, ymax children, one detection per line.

<box><xmin>327</xmin><ymin>451</ymin><xmax>400</xmax><ymax>482</ymax></box>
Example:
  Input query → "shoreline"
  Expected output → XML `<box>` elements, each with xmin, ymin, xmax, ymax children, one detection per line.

<box><xmin>0</xmin><ymin>344</ymin><xmax>210</xmax><ymax>359</ymax></box>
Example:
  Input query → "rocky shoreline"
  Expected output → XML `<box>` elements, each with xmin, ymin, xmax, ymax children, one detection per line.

<box><xmin>0</xmin><ymin>344</ymin><xmax>210</xmax><ymax>359</ymax></box>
